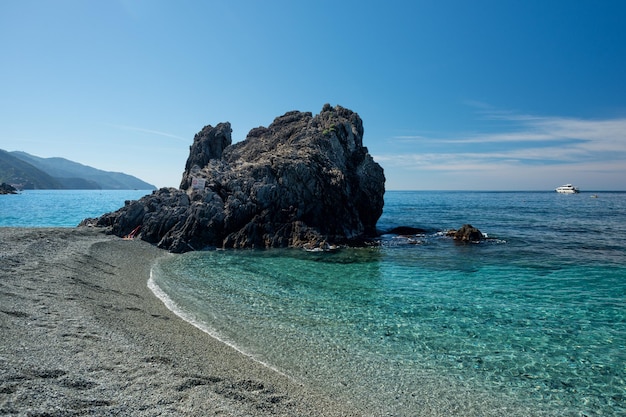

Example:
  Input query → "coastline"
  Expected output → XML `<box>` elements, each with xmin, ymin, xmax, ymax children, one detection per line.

<box><xmin>0</xmin><ymin>227</ymin><xmax>361</xmax><ymax>416</ymax></box>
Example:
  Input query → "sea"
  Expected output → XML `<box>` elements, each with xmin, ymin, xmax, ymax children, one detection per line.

<box><xmin>2</xmin><ymin>189</ymin><xmax>625</xmax><ymax>416</ymax></box>
<box><xmin>0</xmin><ymin>189</ymin><xmax>151</xmax><ymax>227</ymax></box>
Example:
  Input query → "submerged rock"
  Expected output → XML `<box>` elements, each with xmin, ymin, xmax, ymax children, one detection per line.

<box><xmin>82</xmin><ymin>104</ymin><xmax>385</xmax><ymax>252</ymax></box>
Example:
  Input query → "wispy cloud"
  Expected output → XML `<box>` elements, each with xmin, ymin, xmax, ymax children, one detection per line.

<box><xmin>459</xmin><ymin>113</ymin><xmax>626</xmax><ymax>148</ymax></box>
<box><xmin>111</xmin><ymin>124</ymin><xmax>189</xmax><ymax>142</ymax></box>
<box><xmin>378</xmin><ymin>110</ymin><xmax>626</xmax><ymax>171</ymax></box>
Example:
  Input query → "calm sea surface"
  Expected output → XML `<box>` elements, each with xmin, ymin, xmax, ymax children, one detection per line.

<box><xmin>0</xmin><ymin>189</ymin><xmax>151</xmax><ymax>227</ymax></box>
<box><xmin>2</xmin><ymin>190</ymin><xmax>625</xmax><ymax>415</ymax></box>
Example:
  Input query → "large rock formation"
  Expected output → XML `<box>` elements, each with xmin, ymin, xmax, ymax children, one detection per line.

<box><xmin>83</xmin><ymin>104</ymin><xmax>385</xmax><ymax>252</ymax></box>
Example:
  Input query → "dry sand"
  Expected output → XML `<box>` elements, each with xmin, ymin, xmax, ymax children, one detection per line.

<box><xmin>0</xmin><ymin>227</ymin><xmax>362</xmax><ymax>416</ymax></box>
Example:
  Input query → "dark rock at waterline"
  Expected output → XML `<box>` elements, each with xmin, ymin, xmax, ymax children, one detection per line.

<box><xmin>0</xmin><ymin>182</ymin><xmax>18</xmax><ymax>194</ymax></box>
<box><xmin>82</xmin><ymin>104</ymin><xmax>385</xmax><ymax>253</ymax></box>
<box><xmin>447</xmin><ymin>224</ymin><xmax>484</xmax><ymax>242</ymax></box>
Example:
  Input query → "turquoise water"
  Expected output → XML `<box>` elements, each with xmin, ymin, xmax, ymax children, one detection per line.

<box><xmin>151</xmin><ymin>191</ymin><xmax>626</xmax><ymax>416</ymax></box>
<box><xmin>0</xmin><ymin>189</ymin><xmax>152</xmax><ymax>227</ymax></box>
<box><xmin>2</xmin><ymin>190</ymin><xmax>624</xmax><ymax>415</ymax></box>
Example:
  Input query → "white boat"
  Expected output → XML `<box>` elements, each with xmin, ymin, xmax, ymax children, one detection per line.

<box><xmin>555</xmin><ymin>184</ymin><xmax>580</xmax><ymax>194</ymax></box>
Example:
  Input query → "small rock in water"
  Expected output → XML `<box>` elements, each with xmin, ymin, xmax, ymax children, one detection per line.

<box><xmin>447</xmin><ymin>224</ymin><xmax>484</xmax><ymax>242</ymax></box>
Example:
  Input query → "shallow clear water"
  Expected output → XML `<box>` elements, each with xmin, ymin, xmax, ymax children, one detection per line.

<box><xmin>0</xmin><ymin>189</ymin><xmax>151</xmax><ymax>227</ymax></box>
<box><xmin>151</xmin><ymin>191</ymin><xmax>626</xmax><ymax>416</ymax></box>
<box><xmin>3</xmin><ymin>189</ymin><xmax>623</xmax><ymax>415</ymax></box>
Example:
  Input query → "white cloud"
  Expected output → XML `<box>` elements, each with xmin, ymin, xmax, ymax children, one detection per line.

<box><xmin>437</xmin><ymin>115</ymin><xmax>626</xmax><ymax>146</ymax></box>
<box><xmin>379</xmin><ymin>111</ymin><xmax>626</xmax><ymax>167</ymax></box>
<box><xmin>376</xmin><ymin>109</ymin><xmax>626</xmax><ymax>190</ymax></box>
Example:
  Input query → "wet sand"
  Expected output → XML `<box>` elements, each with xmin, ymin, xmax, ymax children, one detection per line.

<box><xmin>0</xmin><ymin>227</ymin><xmax>362</xmax><ymax>416</ymax></box>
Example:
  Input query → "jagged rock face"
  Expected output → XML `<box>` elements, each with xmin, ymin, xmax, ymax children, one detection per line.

<box><xmin>181</xmin><ymin>122</ymin><xmax>233</xmax><ymax>186</ymax></box>
<box><xmin>85</xmin><ymin>104</ymin><xmax>385</xmax><ymax>252</ymax></box>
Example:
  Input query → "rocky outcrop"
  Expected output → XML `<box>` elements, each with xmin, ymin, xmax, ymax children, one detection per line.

<box><xmin>83</xmin><ymin>104</ymin><xmax>385</xmax><ymax>252</ymax></box>
<box><xmin>447</xmin><ymin>224</ymin><xmax>484</xmax><ymax>242</ymax></box>
<box><xmin>0</xmin><ymin>182</ymin><xmax>18</xmax><ymax>194</ymax></box>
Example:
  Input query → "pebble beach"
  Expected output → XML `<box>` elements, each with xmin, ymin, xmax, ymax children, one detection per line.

<box><xmin>0</xmin><ymin>227</ymin><xmax>360</xmax><ymax>416</ymax></box>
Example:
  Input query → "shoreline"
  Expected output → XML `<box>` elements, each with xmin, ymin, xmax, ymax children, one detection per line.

<box><xmin>0</xmin><ymin>227</ymin><xmax>361</xmax><ymax>416</ymax></box>
<box><xmin>146</xmin><ymin>271</ymin><xmax>294</xmax><ymax>382</ymax></box>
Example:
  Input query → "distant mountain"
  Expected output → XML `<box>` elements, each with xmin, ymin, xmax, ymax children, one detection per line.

<box><xmin>0</xmin><ymin>150</ymin><xmax>64</xmax><ymax>189</ymax></box>
<box><xmin>0</xmin><ymin>150</ymin><xmax>156</xmax><ymax>190</ymax></box>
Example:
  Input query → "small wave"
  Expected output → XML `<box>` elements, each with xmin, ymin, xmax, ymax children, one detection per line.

<box><xmin>147</xmin><ymin>266</ymin><xmax>294</xmax><ymax>381</ymax></box>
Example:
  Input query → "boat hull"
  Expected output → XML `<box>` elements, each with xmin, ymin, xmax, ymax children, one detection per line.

<box><xmin>555</xmin><ymin>184</ymin><xmax>580</xmax><ymax>194</ymax></box>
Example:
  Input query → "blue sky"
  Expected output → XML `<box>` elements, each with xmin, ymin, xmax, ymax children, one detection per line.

<box><xmin>1</xmin><ymin>0</ymin><xmax>625</xmax><ymax>190</ymax></box>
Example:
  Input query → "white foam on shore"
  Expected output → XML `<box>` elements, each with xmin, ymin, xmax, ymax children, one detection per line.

<box><xmin>147</xmin><ymin>266</ymin><xmax>294</xmax><ymax>381</ymax></box>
